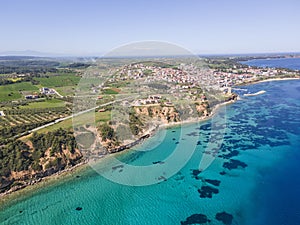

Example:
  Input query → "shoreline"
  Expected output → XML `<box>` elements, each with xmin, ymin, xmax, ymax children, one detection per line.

<box><xmin>0</xmin><ymin>98</ymin><xmax>237</xmax><ymax>203</ymax></box>
<box><xmin>237</xmin><ymin>76</ymin><xmax>300</xmax><ymax>87</ymax></box>
<box><xmin>4</xmin><ymin>75</ymin><xmax>298</xmax><ymax>200</ymax></box>
<box><xmin>252</xmin><ymin>77</ymin><xmax>300</xmax><ymax>84</ymax></box>
<box><xmin>0</xmin><ymin>160</ymin><xmax>91</xmax><ymax>210</ymax></box>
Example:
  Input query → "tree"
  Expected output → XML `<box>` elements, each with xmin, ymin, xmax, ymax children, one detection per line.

<box><xmin>99</xmin><ymin>123</ymin><xmax>115</xmax><ymax>141</ymax></box>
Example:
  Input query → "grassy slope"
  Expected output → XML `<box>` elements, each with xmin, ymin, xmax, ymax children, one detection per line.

<box><xmin>35</xmin><ymin>75</ymin><xmax>81</xmax><ymax>88</ymax></box>
<box><xmin>0</xmin><ymin>82</ymin><xmax>39</xmax><ymax>102</ymax></box>
<box><xmin>20</xmin><ymin>98</ymin><xmax>66</xmax><ymax>109</ymax></box>
<box><xmin>37</xmin><ymin>110</ymin><xmax>111</xmax><ymax>133</ymax></box>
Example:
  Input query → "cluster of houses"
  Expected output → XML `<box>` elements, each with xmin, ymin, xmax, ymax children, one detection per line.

<box><xmin>133</xmin><ymin>95</ymin><xmax>162</xmax><ymax>106</ymax></box>
<box><xmin>114</xmin><ymin>62</ymin><xmax>296</xmax><ymax>91</ymax></box>
<box><xmin>40</xmin><ymin>87</ymin><xmax>56</xmax><ymax>95</ymax></box>
<box><xmin>24</xmin><ymin>87</ymin><xmax>56</xmax><ymax>100</ymax></box>
<box><xmin>212</xmin><ymin>67</ymin><xmax>291</xmax><ymax>87</ymax></box>
<box><xmin>99</xmin><ymin>61</ymin><xmax>298</xmax><ymax>107</ymax></box>
<box><xmin>25</xmin><ymin>94</ymin><xmax>39</xmax><ymax>99</ymax></box>
<box><xmin>115</xmin><ymin>63</ymin><xmax>201</xmax><ymax>89</ymax></box>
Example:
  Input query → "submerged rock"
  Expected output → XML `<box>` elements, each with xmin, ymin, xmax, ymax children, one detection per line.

<box><xmin>152</xmin><ymin>161</ymin><xmax>164</xmax><ymax>165</ymax></box>
<box><xmin>223</xmin><ymin>159</ymin><xmax>247</xmax><ymax>170</ymax></box>
<box><xmin>215</xmin><ymin>211</ymin><xmax>233</xmax><ymax>225</ymax></box>
<box><xmin>157</xmin><ymin>176</ymin><xmax>167</xmax><ymax>181</ymax></box>
<box><xmin>112</xmin><ymin>165</ymin><xmax>124</xmax><ymax>171</ymax></box>
<box><xmin>191</xmin><ymin>169</ymin><xmax>202</xmax><ymax>179</ymax></box>
<box><xmin>181</xmin><ymin>213</ymin><xmax>210</xmax><ymax>225</ymax></box>
<box><xmin>205</xmin><ymin>179</ymin><xmax>221</xmax><ymax>187</ymax></box>
<box><xmin>198</xmin><ymin>185</ymin><xmax>219</xmax><ymax>198</ymax></box>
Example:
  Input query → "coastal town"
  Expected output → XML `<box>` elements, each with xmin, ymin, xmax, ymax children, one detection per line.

<box><xmin>0</xmin><ymin>55</ymin><xmax>300</xmax><ymax>201</ymax></box>
<box><xmin>108</xmin><ymin>60</ymin><xmax>300</xmax><ymax>90</ymax></box>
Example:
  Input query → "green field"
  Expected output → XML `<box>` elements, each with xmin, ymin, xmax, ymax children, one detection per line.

<box><xmin>35</xmin><ymin>74</ymin><xmax>81</xmax><ymax>87</ymax></box>
<box><xmin>0</xmin><ymin>82</ymin><xmax>39</xmax><ymax>102</ymax></box>
<box><xmin>55</xmin><ymin>86</ymin><xmax>76</xmax><ymax>96</ymax></box>
<box><xmin>103</xmin><ymin>88</ymin><xmax>119</xmax><ymax>95</ymax></box>
<box><xmin>20</xmin><ymin>99</ymin><xmax>66</xmax><ymax>109</ymax></box>
<box><xmin>37</xmin><ymin>110</ymin><xmax>111</xmax><ymax>133</ymax></box>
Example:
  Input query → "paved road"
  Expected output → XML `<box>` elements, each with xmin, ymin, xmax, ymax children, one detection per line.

<box><xmin>52</xmin><ymin>89</ymin><xmax>64</xmax><ymax>98</ymax></box>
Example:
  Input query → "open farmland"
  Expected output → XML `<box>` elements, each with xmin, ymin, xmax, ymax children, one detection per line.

<box><xmin>19</xmin><ymin>98</ymin><xmax>67</xmax><ymax>109</ymax></box>
<box><xmin>34</xmin><ymin>74</ymin><xmax>81</xmax><ymax>87</ymax></box>
<box><xmin>0</xmin><ymin>82</ymin><xmax>39</xmax><ymax>102</ymax></box>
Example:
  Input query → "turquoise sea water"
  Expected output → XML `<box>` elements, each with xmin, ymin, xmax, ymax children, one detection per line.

<box><xmin>1</xmin><ymin>80</ymin><xmax>300</xmax><ymax>225</ymax></box>
<box><xmin>240</xmin><ymin>57</ymin><xmax>300</xmax><ymax>70</ymax></box>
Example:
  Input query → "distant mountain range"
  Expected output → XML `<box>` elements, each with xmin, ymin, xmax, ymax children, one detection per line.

<box><xmin>0</xmin><ymin>50</ymin><xmax>104</xmax><ymax>58</ymax></box>
<box><xmin>0</xmin><ymin>50</ymin><xmax>63</xmax><ymax>57</ymax></box>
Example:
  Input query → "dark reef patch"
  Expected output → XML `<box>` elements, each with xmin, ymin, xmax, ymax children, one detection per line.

<box><xmin>152</xmin><ymin>161</ymin><xmax>164</xmax><ymax>165</ymax></box>
<box><xmin>223</xmin><ymin>159</ymin><xmax>247</xmax><ymax>170</ymax></box>
<box><xmin>198</xmin><ymin>185</ymin><xmax>219</xmax><ymax>198</ymax></box>
<box><xmin>199</xmin><ymin>124</ymin><xmax>212</xmax><ymax>131</ymax></box>
<box><xmin>215</xmin><ymin>211</ymin><xmax>233</xmax><ymax>225</ymax></box>
<box><xmin>191</xmin><ymin>169</ymin><xmax>202</xmax><ymax>179</ymax></box>
<box><xmin>181</xmin><ymin>213</ymin><xmax>211</xmax><ymax>225</ymax></box>
<box><xmin>205</xmin><ymin>179</ymin><xmax>221</xmax><ymax>187</ymax></box>
<box><xmin>220</xmin><ymin>171</ymin><xmax>226</xmax><ymax>175</ymax></box>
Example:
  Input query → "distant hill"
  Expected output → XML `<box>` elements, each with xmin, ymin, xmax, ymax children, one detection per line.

<box><xmin>0</xmin><ymin>50</ymin><xmax>59</xmax><ymax>57</ymax></box>
<box><xmin>0</xmin><ymin>50</ymin><xmax>103</xmax><ymax>58</ymax></box>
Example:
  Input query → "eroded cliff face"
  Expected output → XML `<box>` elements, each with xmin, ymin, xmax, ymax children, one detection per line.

<box><xmin>97</xmin><ymin>103</ymin><xmax>211</xmax><ymax>151</ymax></box>
<box><xmin>134</xmin><ymin>105</ymin><xmax>180</xmax><ymax>123</ymax></box>
<box><xmin>81</xmin><ymin>92</ymin><xmax>239</xmax><ymax>154</ymax></box>
<box><xmin>0</xmin><ymin>139</ymin><xmax>83</xmax><ymax>195</ymax></box>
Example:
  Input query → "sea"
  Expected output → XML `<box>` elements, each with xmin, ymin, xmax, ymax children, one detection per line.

<box><xmin>240</xmin><ymin>57</ymin><xmax>300</xmax><ymax>70</ymax></box>
<box><xmin>1</xmin><ymin>60</ymin><xmax>300</xmax><ymax>224</ymax></box>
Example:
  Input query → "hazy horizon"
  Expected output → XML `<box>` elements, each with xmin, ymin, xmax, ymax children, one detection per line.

<box><xmin>1</xmin><ymin>49</ymin><xmax>300</xmax><ymax>58</ymax></box>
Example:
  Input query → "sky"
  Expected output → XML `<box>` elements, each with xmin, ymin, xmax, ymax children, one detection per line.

<box><xmin>1</xmin><ymin>0</ymin><xmax>300</xmax><ymax>55</ymax></box>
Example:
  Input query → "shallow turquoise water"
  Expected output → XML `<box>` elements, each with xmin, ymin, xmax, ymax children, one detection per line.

<box><xmin>1</xmin><ymin>80</ymin><xmax>300</xmax><ymax>225</ymax></box>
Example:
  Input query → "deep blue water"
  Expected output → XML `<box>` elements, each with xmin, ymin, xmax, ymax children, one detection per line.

<box><xmin>241</xmin><ymin>57</ymin><xmax>300</xmax><ymax>70</ymax></box>
<box><xmin>253</xmin><ymin>139</ymin><xmax>300</xmax><ymax>225</ymax></box>
<box><xmin>246</xmin><ymin>81</ymin><xmax>300</xmax><ymax>225</ymax></box>
<box><xmin>0</xmin><ymin>80</ymin><xmax>300</xmax><ymax>225</ymax></box>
